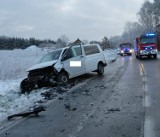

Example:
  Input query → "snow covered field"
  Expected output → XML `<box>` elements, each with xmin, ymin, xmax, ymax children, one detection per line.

<box><xmin>0</xmin><ymin>46</ymin><xmax>117</xmax><ymax>124</ymax></box>
<box><xmin>0</xmin><ymin>46</ymin><xmax>48</xmax><ymax>80</ymax></box>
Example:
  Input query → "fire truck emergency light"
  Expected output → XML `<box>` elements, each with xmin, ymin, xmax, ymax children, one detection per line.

<box><xmin>146</xmin><ymin>33</ymin><xmax>155</xmax><ymax>36</ymax></box>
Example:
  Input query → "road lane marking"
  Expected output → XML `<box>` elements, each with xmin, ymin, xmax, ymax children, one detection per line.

<box><xmin>144</xmin><ymin>116</ymin><xmax>155</xmax><ymax>137</ymax></box>
<box><xmin>139</xmin><ymin>62</ymin><xmax>155</xmax><ymax>137</ymax></box>
<box><xmin>139</xmin><ymin>63</ymin><xmax>145</xmax><ymax>76</ymax></box>
<box><xmin>145</xmin><ymin>95</ymin><xmax>151</xmax><ymax>107</ymax></box>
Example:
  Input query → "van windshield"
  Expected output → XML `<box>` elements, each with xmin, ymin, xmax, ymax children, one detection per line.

<box><xmin>39</xmin><ymin>49</ymin><xmax>62</xmax><ymax>63</ymax></box>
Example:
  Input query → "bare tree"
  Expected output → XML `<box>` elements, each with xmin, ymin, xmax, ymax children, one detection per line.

<box><xmin>153</xmin><ymin>0</ymin><xmax>160</xmax><ymax>34</ymax></box>
<box><xmin>101</xmin><ymin>36</ymin><xmax>110</xmax><ymax>50</ymax></box>
<box><xmin>109</xmin><ymin>35</ymin><xmax>122</xmax><ymax>48</ymax></box>
<box><xmin>122</xmin><ymin>22</ymin><xmax>143</xmax><ymax>43</ymax></box>
<box><xmin>55</xmin><ymin>35</ymin><xmax>69</xmax><ymax>48</ymax></box>
<box><xmin>138</xmin><ymin>1</ymin><xmax>154</xmax><ymax>32</ymax></box>
<box><xmin>110</xmin><ymin>0</ymin><xmax>160</xmax><ymax>49</ymax></box>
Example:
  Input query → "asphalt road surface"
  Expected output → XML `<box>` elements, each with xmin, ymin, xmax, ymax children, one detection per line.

<box><xmin>1</xmin><ymin>54</ymin><xmax>160</xmax><ymax>137</ymax></box>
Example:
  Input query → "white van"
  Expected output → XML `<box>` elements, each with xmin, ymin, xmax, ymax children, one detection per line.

<box><xmin>21</xmin><ymin>44</ymin><xmax>107</xmax><ymax>93</ymax></box>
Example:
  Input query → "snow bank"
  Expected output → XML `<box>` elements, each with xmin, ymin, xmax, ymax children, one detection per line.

<box><xmin>0</xmin><ymin>79</ymin><xmax>47</xmax><ymax>124</ymax></box>
<box><xmin>25</xmin><ymin>45</ymin><xmax>41</xmax><ymax>52</ymax></box>
<box><xmin>0</xmin><ymin>47</ymin><xmax>48</xmax><ymax>80</ymax></box>
<box><xmin>104</xmin><ymin>49</ymin><xmax>117</xmax><ymax>63</ymax></box>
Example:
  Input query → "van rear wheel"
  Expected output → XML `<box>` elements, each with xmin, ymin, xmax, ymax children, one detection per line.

<box><xmin>97</xmin><ymin>63</ymin><xmax>104</xmax><ymax>75</ymax></box>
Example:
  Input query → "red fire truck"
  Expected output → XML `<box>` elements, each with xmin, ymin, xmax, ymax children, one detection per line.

<box><xmin>134</xmin><ymin>33</ymin><xmax>158</xmax><ymax>59</ymax></box>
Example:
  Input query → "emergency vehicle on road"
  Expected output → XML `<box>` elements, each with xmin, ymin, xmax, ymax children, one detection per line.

<box><xmin>134</xmin><ymin>33</ymin><xmax>158</xmax><ymax>59</ymax></box>
<box><xmin>119</xmin><ymin>43</ymin><xmax>133</xmax><ymax>56</ymax></box>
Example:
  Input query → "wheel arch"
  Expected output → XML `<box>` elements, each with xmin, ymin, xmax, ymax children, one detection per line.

<box><xmin>58</xmin><ymin>69</ymin><xmax>70</xmax><ymax>78</ymax></box>
<box><xmin>97</xmin><ymin>61</ymin><xmax>106</xmax><ymax>67</ymax></box>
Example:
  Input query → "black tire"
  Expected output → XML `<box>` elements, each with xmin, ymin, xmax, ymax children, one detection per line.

<box><xmin>57</xmin><ymin>72</ymin><xmax>69</xmax><ymax>84</ymax></box>
<box><xmin>20</xmin><ymin>78</ymin><xmax>35</xmax><ymax>94</ymax></box>
<box><xmin>97</xmin><ymin>63</ymin><xmax>104</xmax><ymax>75</ymax></box>
<box><xmin>139</xmin><ymin>55</ymin><xmax>142</xmax><ymax>60</ymax></box>
<box><xmin>148</xmin><ymin>55</ymin><xmax>151</xmax><ymax>59</ymax></box>
<box><xmin>153</xmin><ymin>54</ymin><xmax>157</xmax><ymax>59</ymax></box>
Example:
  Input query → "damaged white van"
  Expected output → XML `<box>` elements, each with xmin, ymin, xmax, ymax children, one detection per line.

<box><xmin>20</xmin><ymin>44</ymin><xmax>107</xmax><ymax>93</ymax></box>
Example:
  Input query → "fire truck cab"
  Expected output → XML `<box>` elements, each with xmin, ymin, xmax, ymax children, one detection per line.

<box><xmin>134</xmin><ymin>33</ymin><xmax>158</xmax><ymax>59</ymax></box>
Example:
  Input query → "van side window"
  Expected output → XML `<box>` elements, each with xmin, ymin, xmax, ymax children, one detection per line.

<box><xmin>64</xmin><ymin>45</ymin><xmax>82</xmax><ymax>59</ymax></box>
<box><xmin>72</xmin><ymin>45</ymin><xmax>82</xmax><ymax>56</ymax></box>
<box><xmin>84</xmin><ymin>45</ymin><xmax>100</xmax><ymax>55</ymax></box>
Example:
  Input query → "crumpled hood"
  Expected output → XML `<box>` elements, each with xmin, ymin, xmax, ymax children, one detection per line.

<box><xmin>27</xmin><ymin>60</ymin><xmax>58</xmax><ymax>71</ymax></box>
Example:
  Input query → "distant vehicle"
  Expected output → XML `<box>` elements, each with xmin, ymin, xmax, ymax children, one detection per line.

<box><xmin>119</xmin><ymin>43</ymin><xmax>133</xmax><ymax>56</ymax></box>
<box><xmin>134</xmin><ymin>33</ymin><xmax>158</xmax><ymax>59</ymax></box>
<box><xmin>20</xmin><ymin>44</ymin><xmax>107</xmax><ymax>93</ymax></box>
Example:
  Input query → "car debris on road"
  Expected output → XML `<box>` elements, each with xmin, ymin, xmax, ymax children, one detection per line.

<box><xmin>7</xmin><ymin>105</ymin><xmax>46</xmax><ymax>120</ymax></box>
<box><xmin>107</xmin><ymin>108</ymin><xmax>121</xmax><ymax>112</ymax></box>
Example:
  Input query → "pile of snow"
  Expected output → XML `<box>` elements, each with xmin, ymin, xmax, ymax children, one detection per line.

<box><xmin>25</xmin><ymin>45</ymin><xmax>41</xmax><ymax>52</ymax></box>
<box><xmin>104</xmin><ymin>49</ymin><xmax>117</xmax><ymax>63</ymax></box>
<box><xmin>0</xmin><ymin>49</ymin><xmax>117</xmax><ymax>125</ymax></box>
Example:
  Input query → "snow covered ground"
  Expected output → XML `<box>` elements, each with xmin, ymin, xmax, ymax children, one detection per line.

<box><xmin>104</xmin><ymin>49</ymin><xmax>117</xmax><ymax>63</ymax></box>
<box><xmin>0</xmin><ymin>47</ymin><xmax>117</xmax><ymax>124</ymax></box>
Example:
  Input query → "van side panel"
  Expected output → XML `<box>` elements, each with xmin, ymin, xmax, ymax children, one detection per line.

<box><xmin>83</xmin><ymin>44</ymin><xmax>106</xmax><ymax>72</ymax></box>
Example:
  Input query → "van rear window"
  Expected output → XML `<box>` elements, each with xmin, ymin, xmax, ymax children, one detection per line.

<box><xmin>84</xmin><ymin>45</ymin><xmax>100</xmax><ymax>55</ymax></box>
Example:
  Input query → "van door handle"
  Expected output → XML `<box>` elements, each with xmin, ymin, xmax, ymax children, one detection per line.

<box><xmin>80</xmin><ymin>55</ymin><xmax>84</xmax><ymax>58</ymax></box>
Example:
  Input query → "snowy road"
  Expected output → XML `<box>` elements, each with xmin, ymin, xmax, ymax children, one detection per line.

<box><xmin>0</xmin><ymin>54</ymin><xmax>147</xmax><ymax>137</ymax></box>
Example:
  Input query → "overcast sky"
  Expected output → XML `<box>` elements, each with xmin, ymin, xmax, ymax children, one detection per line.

<box><xmin>0</xmin><ymin>0</ymin><xmax>152</xmax><ymax>41</ymax></box>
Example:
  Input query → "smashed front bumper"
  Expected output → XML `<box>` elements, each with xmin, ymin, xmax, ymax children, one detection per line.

<box><xmin>27</xmin><ymin>66</ymin><xmax>57</xmax><ymax>83</ymax></box>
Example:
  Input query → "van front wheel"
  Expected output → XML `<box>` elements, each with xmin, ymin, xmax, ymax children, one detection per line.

<box><xmin>20</xmin><ymin>78</ymin><xmax>35</xmax><ymax>94</ymax></box>
<box><xmin>97</xmin><ymin>63</ymin><xmax>104</xmax><ymax>75</ymax></box>
<box><xmin>57</xmin><ymin>72</ymin><xmax>69</xmax><ymax>84</ymax></box>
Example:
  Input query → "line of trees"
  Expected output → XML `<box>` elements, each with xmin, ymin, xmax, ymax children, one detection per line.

<box><xmin>0</xmin><ymin>36</ymin><xmax>56</xmax><ymax>50</ymax></box>
<box><xmin>109</xmin><ymin>0</ymin><xmax>160</xmax><ymax>48</ymax></box>
<box><xmin>0</xmin><ymin>34</ymin><xmax>111</xmax><ymax>50</ymax></box>
<box><xmin>90</xmin><ymin>36</ymin><xmax>110</xmax><ymax>50</ymax></box>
